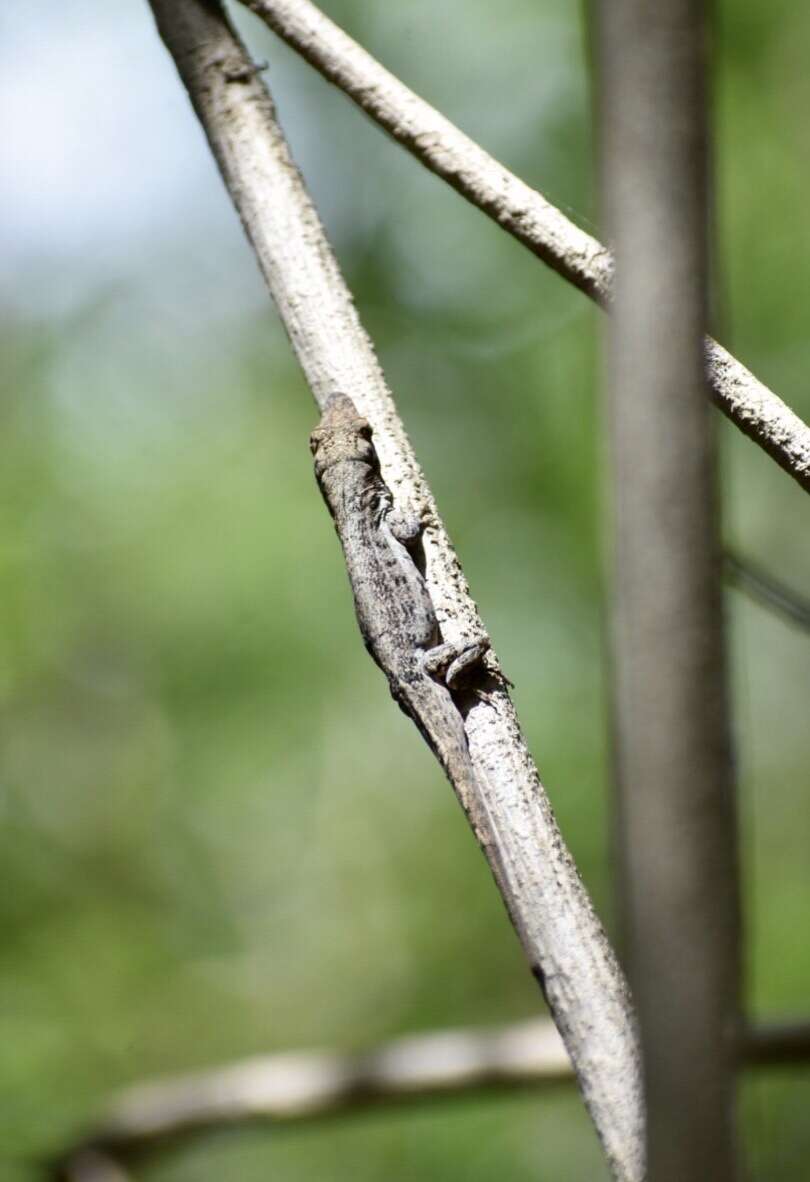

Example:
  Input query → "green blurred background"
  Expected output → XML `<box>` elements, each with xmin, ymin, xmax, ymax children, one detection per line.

<box><xmin>1</xmin><ymin>1</ymin><xmax>808</xmax><ymax>1178</ymax></box>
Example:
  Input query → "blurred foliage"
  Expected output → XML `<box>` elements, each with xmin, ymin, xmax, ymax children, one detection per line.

<box><xmin>0</xmin><ymin>1</ymin><xmax>808</xmax><ymax>1179</ymax></box>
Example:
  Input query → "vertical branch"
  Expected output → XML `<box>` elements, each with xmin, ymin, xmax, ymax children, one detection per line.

<box><xmin>597</xmin><ymin>2</ymin><xmax>741</xmax><ymax>1179</ymax></box>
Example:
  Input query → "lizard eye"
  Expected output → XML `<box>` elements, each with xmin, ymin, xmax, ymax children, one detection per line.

<box><xmin>355</xmin><ymin>417</ymin><xmax>372</xmax><ymax>439</ymax></box>
<box><xmin>309</xmin><ymin>428</ymin><xmax>324</xmax><ymax>454</ymax></box>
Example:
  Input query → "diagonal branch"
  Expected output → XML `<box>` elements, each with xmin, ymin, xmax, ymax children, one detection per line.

<box><xmin>145</xmin><ymin>1</ymin><xmax>643</xmax><ymax>1178</ymax></box>
<box><xmin>242</xmin><ymin>0</ymin><xmax>810</xmax><ymax>492</ymax></box>
<box><xmin>53</xmin><ymin>1016</ymin><xmax>810</xmax><ymax>1177</ymax></box>
<box><xmin>725</xmin><ymin>552</ymin><xmax>810</xmax><ymax>633</ymax></box>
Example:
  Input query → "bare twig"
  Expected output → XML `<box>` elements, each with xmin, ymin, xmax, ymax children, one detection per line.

<box><xmin>145</xmin><ymin>1</ymin><xmax>643</xmax><ymax>1178</ymax></box>
<box><xmin>745</xmin><ymin>1020</ymin><xmax>810</xmax><ymax>1066</ymax></box>
<box><xmin>58</xmin><ymin>1150</ymin><xmax>132</xmax><ymax>1182</ymax></box>
<box><xmin>57</xmin><ymin>1019</ymin><xmax>571</xmax><ymax>1166</ymax></box>
<box><xmin>53</xmin><ymin>1016</ymin><xmax>810</xmax><ymax>1177</ymax></box>
<box><xmin>243</xmin><ymin>0</ymin><xmax>614</xmax><ymax>302</ymax></box>
<box><xmin>241</xmin><ymin>0</ymin><xmax>810</xmax><ymax>492</ymax></box>
<box><xmin>725</xmin><ymin>553</ymin><xmax>810</xmax><ymax>633</ymax></box>
<box><xmin>597</xmin><ymin>1</ymin><xmax>741</xmax><ymax>1179</ymax></box>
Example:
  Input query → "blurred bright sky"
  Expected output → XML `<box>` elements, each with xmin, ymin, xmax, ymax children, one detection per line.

<box><xmin>2</xmin><ymin>6</ymin><xmax>198</xmax><ymax>291</ymax></box>
<box><xmin>0</xmin><ymin>1</ymin><xmax>583</xmax><ymax>321</ymax></box>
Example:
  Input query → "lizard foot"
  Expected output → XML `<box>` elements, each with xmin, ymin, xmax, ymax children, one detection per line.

<box><xmin>388</xmin><ymin>508</ymin><xmax>422</xmax><ymax>548</ymax></box>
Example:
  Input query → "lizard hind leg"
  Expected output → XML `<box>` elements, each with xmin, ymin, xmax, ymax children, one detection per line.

<box><xmin>423</xmin><ymin>637</ymin><xmax>490</xmax><ymax>688</ymax></box>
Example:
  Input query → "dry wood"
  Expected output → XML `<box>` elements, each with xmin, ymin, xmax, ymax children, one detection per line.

<box><xmin>597</xmin><ymin>1</ymin><xmax>741</xmax><ymax>1178</ymax></box>
<box><xmin>145</xmin><ymin>1</ymin><xmax>644</xmax><ymax>1177</ymax></box>
<box><xmin>57</xmin><ymin>1019</ymin><xmax>571</xmax><ymax>1165</ymax></box>
<box><xmin>242</xmin><ymin>0</ymin><xmax>810</xmax><ymax>492</ymax></box>
<box><xmin>53</xmin><ymin>1017</ymin><xmax>810</xmax><ymax>1176</ymax></box>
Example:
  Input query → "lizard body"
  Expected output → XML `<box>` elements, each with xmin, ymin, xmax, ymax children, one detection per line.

<box><xmin>310</xmin><ymin>395</ymin><xmax>486</xmax><ymax>813</ymax></box>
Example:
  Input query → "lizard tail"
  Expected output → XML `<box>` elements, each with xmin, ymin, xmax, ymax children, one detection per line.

<box><xmin>394</xmin><ymin>678</ymin><xmax>489</xmax><ymax>842</ymax></box>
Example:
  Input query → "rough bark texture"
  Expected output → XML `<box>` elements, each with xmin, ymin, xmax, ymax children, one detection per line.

<box><xmin>146</xmin><ymin>2</ymin><xmax>644</xmax><ymax>1178</ymax></box>
<box><xmin>244</xmin><ymin>0</ymin><xmax>810</xmax><ymax>492</ymax></box>
<box><xmin>597</xmin><ymin>2</ymin><xmax>741</xmax><ymax>1179</ymax></box>
<box><xmin>245</xmin><ymin>0</ymin><xmax>614</xmax><ymax>300</ymax></box>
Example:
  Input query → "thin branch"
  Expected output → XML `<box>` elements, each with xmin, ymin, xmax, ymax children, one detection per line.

<box><xmin>725</xmin><ymin>552</ymin><xmax>810</xmax><ymax>633</ymax></box>
<box><xmin>745</xmin><ymin>1020</ymin><xmax>810</xmax><ymax>1066</ymax></box>
<box><xmin>57</xmin><ymin>1020</ymin><xmax>571</xmax><ymax>1167</ymax></box>
<box><xmin>58</xmin><ymin>1150</ymin><xmax>132</xmax><ymax>1182</ymax></box>
<box><xmin>53</xmin><ymin>1016</ymin><xmax>810</xmax><ymax>1176</ymax></box>
<box><xmin>597</xmin><ymin>1</ymin><xmax>741</xmax><ymax>1179</ymax></box>
<box><xmin>145</xmin><ymin>1</ymin><xmax>643</xmax><ymax>1179</ymax></box>
<box><xmin>240</xmin><ymin>0</ymin><xmax>810</xmax><ymax>493</ymax></box>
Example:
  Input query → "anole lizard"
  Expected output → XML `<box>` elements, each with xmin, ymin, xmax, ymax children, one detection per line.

<box><xmin>310</xmin><ymin>394</ymin><xmax>489</xmax><ymax>819</ymax></box>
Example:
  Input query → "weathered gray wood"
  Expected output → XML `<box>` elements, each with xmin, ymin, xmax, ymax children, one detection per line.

<box><xmin>597</xmin><ymin>1</ymin><xmax>741</xmax><ymax>1178</ymax></box>
<box><xmin>243</xmin><ymin>0</ymin><xmax>810</xmax><ymax>492</ymax></box>
<box><xmin>146</xmin><ymin>2</ymin><xmax>644</xmax><ymax>1177</ymax></box>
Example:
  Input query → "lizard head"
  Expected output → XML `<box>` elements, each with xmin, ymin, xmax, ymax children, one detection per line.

<box><xmin>310</xmin><ymin>394</ymin><xmax>376</xmax><ymax>478</ymax></box>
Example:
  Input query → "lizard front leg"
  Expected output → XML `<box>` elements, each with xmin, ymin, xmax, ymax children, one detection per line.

<box><xmin>387</xmin><ymin>503</ymin><xmax>490</xmax><ymax>687</ymax></box>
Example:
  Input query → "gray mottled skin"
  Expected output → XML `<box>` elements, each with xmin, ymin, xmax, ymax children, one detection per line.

<box><xmin>310</xmin><ymin>395</ymin><xmax>487</xmax><ymax>802</ymax></box>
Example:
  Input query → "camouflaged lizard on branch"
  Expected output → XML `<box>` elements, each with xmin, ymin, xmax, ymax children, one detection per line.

<box><xmin>310</xmin><ymin>395</ymin><xmax>490</xmax><ymax>823</ymax></box>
